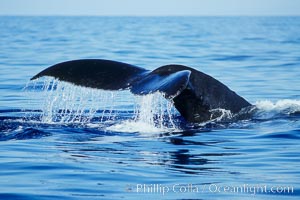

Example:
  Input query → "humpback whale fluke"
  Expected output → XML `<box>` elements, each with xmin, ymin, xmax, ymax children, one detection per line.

<box><xmin>31</xmin><ymin>59</ymin><xmax>252</xmax><ymax>123</ymax></box>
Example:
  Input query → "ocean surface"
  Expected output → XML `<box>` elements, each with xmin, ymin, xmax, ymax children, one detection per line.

<box><xmin>0</xmin><ymin>16</ymin><xmax>300</xmax><ymax>200</ymax></box>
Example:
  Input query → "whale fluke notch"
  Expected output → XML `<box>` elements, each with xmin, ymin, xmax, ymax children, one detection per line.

<box><xmin>31</xmin><ymin>59</ymin><xmax>252</xmax><ymax>123</ymax></box>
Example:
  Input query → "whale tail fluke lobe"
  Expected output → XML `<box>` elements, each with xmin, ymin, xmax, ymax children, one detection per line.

<box><xmin>30</xmin><ymin>59</ymin><xmax>147</xmax><ymax>90</ymax></box>
<box><xmin>31</xmin><ymin>59</ymin><xmax>252</xmax><ymax>123</ymax></box>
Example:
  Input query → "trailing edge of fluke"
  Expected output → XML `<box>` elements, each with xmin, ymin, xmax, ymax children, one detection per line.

<box><xmin>31</xmin><ymin>59</ymin><xmax>252</xmax><ymax>123</ymax></box>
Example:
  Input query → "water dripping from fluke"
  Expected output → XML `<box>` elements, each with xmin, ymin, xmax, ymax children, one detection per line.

<box><xmin>24</xmin><ymin>78</ymin><xmax>181</xmax><ymax>133</ymax></box>
<box><xmin>106</xmin><ymin>93</ymin><xmax>181</xmax><ymax>134</ymax></box>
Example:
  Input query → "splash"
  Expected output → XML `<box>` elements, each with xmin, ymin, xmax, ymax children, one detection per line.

<box><xmin>254</xmin><ymin>99</ymin><xmax>300</xmax><ymax>119</ymax></box>
<box><xmin>25</xmin><ymin>78</ymin><xmax>180</xmax><ymax>133</ymax></box>
<box><xmin>255</xmin><ymin>99</ymin><xmax>300</xmax><ymax>112</ymax></box>
<box><xmin>107</xmin><ymin>93</ymin><xmax>180</xmax><ymax>133</ymax></box>
<box><xmin>196</xmin><ymin>99</ymin><xmax>300</xmax><ymax>125</ymax></box>
<box><xmin>134</xmin><ymin>93</ymin><xmax>177</xmax><ymax>128</ymax></box>
<box><xmin>208</xmin><ymin>108</ymin><xmax>233</xmax><ymax>122</ymax></box>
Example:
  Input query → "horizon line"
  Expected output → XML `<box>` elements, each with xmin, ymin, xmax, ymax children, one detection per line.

<box><xmin>1</xmin><ymin>14</ymin><xmax>300</xmax><ymax>17</ymax></box>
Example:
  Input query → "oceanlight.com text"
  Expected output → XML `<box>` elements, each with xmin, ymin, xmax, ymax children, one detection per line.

<box><xmin>126</xmin><ymin>183</ymin><xmax>294</xmax><ymax>196</ymax></box>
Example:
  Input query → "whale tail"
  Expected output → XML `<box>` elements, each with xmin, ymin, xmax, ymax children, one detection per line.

<box><xmin>31</xmin><ymin>59</ymin><xmax>251</xmax><ymax>123</ymax></box>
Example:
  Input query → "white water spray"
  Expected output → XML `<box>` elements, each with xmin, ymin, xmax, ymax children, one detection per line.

<box><xmin>25</xmin><ymin>78</ymin><xmax>180</xmax><ymax>132</ymax></box>
<box><xmin>107</xmin><ymin>93</ymin><xmax>179</xmax><ymax>133</ymax></box>
<box><xmin>25</xmin><ymin>78</ymin><xmax>126</xmax><ymax>124</ymax></box>
<box><xmin>254</xmin><ymin>99</ymin><xmax>300</xmax><ymax>119</ymax></box>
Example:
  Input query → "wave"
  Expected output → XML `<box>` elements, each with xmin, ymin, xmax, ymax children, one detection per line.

<box><xmin>0</xmin><ymin>121</ymin><xmax>51</xmax><ymax>141</ymax></box>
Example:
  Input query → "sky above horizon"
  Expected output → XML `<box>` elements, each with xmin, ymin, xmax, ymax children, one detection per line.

<box><xmin>0</xmin><ymin>0</ymin><xmax>299</xmax><ymax>16</ymax></box>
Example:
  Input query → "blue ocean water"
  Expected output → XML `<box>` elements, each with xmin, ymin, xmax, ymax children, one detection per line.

<box><xmin>0</xmin><ymin>16</ymin><xmax>300</xmax><ymax>200</ymax></box>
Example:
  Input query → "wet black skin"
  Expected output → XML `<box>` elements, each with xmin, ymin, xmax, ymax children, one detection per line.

<box><xmin>31</xmin><ymin>59</ymin><xmax>252</xmax><ymax>123</ymax></box>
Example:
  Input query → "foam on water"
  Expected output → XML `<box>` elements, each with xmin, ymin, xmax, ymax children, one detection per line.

<box><xmin>254</xmin><ymin>99</ymin><xmax>300</xmax><ymax>119</ymax></box>
<box><xmin>255</xmin><ymin>99</ymin><xmax>300</xmax><ymax>112</ymax></box>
